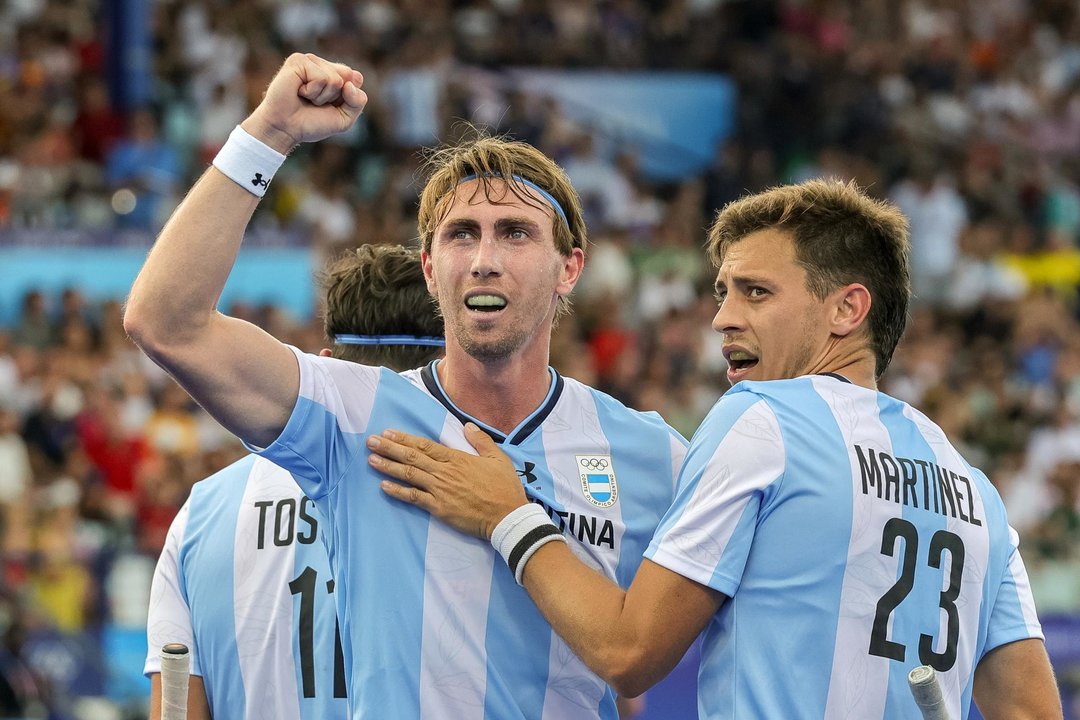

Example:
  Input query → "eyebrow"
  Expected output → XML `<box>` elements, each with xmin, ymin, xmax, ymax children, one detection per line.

<box><xmin>441</xmin><ymin>217</ymin><xmax>546</xmax><ymax>235</ymax></box>
<box><xmin>495</xmin><ymin>217</ymin><xmax>544</xmax><ymax>233</ymax></box>
<box><xmin>715</xmin><ymin>274</ymin><xmax>773</xmax><ymax>292</ymax></box>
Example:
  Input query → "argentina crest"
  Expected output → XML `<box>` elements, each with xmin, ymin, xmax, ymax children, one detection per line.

<box><xmin>577</xmin><ymin>455</ymin><xmax>618</xmax><ymax>508</ymax></box>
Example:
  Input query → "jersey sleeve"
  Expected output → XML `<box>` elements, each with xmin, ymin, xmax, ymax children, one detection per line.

<box><xmin>665</xmin><ymin>422</ymin><xmax>690</xmax><ymax>496</ymax></box>
<box><xmin>983</xmin><ymin>525</ymin><xmax>1045</xmax><ymax>655</ymax></box>
<box><xmin>144</xmin><ymin>500</ymin><xmax>200</xmax><ymax>677</ymax></box>
<box><xmin>250</xmin><ymin>345</ymin><xmax>381</xmax><ymax>501</ymax></box>
<box><xmin>645</xmin><ymin>393</ymin><xmax>785</xmax><ymax>597</ymax></box>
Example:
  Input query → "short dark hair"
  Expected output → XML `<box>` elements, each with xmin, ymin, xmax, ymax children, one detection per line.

<box><xmin>318</xmin><ymin>244</ymin><xmax>443</xmax><ymax>371</ymax></box>
<box><xmin>707</xmin><ymin>179</ymin><xmax>911</xmax><ymax>377</ymax></box>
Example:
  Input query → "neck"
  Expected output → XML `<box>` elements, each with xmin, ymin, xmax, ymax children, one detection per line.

<box><xmin>810</xmin><ymin>339</ymin><xmax>878</xmax><ymax>390</ymax></box>
<box><xmin>438</xmin><ymin>345</ymin><xmax>554</xmax><ymax>434</ymax></box>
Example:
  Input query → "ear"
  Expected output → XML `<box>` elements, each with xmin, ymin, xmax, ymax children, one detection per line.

<box><xmin>318</xmin><ymin>348</ymin><xmax>333</xmax><ymax>357</ymax></box>
<box><xmin>556</xmin><ymin>247</ymin><xmax>586</xmax><ymax>297</ymax></box>
<box><xmin>829</xmin><ymin>283</ymin><xmax>871</xmax><ymax>338</ymax></box>
<box><xmin>421</xmin><ymin>249</ymin><xmax>440</xmax><ymax>297</ymax></box>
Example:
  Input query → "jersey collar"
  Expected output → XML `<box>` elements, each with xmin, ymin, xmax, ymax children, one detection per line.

<box><xmin>420</xmin><ymin>360</ymin><xmax>565</xmax><ymax>446</ymax></box>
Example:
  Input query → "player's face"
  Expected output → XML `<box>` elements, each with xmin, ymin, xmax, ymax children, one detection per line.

<box><xmin>423</xmin><ymin>178</ymin><xmax>584</xmax><ymax>362</ymax></box>
<box><xmin>712</xmin><ymin>228</ymin><xmax>838</xmax><ymax>385</ymax></box>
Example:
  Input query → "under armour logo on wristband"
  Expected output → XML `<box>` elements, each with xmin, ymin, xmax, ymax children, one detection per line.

<box><xmin>213</xmin><ymin>126</ymin><xmax>285</xmax><ymax>197</ymax></box>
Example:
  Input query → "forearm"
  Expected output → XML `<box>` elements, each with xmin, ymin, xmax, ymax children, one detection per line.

<box><xmin>123</xmin><ymin>166</ymin><xmax>303</xmax><ymax>447</ymax></box>
<box><xmin>973</xmin><ymin>638</ymin><xmax>1062</xmax><ymax>719</ymax></box>
<box><xmin>126</xmin><ymin>51</ymin><xmax>348</xmax><ymax>355</ymax></box>
<box><xmin>520</xmin><ymin>548</ymin><xmax>710</xmax><ymax>698</ymax></box>
<box><xmin>125</xmin><ymin>168</ymin><xmax>259</xmax><ymax>351</ymax></box>
<box><xmin>523</xmin><ymin>543</ymin><xmax>637</xmax><ymax>682</ymax></box>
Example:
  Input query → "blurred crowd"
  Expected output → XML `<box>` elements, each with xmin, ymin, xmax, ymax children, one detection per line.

<box><xmin>2</xmin><ymin>0</ymin><xmax>1080</xmax><ymax>716</ymax></box>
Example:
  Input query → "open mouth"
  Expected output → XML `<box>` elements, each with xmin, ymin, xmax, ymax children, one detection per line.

<box><xmin>465</xmin><ymin>294</ymin><xmax>507</xmax><ymax>313</ymax></box>
<box><xmin>726</xmin><ymin>350</ymin><xmax>759</xmax><ymax>376</ymax></box>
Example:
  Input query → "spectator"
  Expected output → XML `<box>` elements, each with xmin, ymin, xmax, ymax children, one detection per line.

<box><xmin>104</xmin><ymin>107</ymin><xmax>181</xmax><ymax>230</ymax></box>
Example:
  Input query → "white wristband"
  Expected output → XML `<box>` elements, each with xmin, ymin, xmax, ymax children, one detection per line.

<box><xmin>212</xmin><ymin>125</ymin><xmax>287</xmax><ymax>197</ymax></box>
<box><xmin>491</xmin><ymin>503</ymin><xmax>565</xmax><ymax>585</ymax></box>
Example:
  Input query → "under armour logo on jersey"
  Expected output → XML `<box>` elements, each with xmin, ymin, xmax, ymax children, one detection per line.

<box><xmin>251</xmin><ymin>173</ymin><xmax>269</xmax><ymax>188</ymax></box>
<box><xmin>517</xmin><ymin>462</ymin><xmax>538</xmax><ymax>485</ymax></box>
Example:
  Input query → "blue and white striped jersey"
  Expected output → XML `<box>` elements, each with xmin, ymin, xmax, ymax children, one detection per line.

<box><xmin>144</xmin><ymin>455</ymin><xmax>347</xmax><ymax>720</ymax></box>
<box><xmin>258</xmin><ymin>348</ymin><xmax>688</xmax><ymax>720</ymax></box>
<box><xmin>646</xmin><ymin>374</ymin><xmax>1043</xmax><ymax>720</ymax></box>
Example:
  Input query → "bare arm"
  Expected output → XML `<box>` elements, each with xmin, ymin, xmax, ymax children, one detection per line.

<box><xmin>973</xmin><ymin>638</ymin><xmax>1062</xmax><ymax>720</ymax></box>
<box><xmin>522</xmin><ymin>549</ymin><xmax>721</xmax><ymax>697</ymax></box>
<box><xmin>124</xmin><ymin>53</ymin><xmax>367</xmax><ymax>447</ymax></box>
<box><xmin>149</xmin><ymin>673</ymin><xmax>212</xmax><ymax>720</ymax></box>
<box><xmin>368</xmin><ymin>424</ymin><xmax>723</xmax><ymax>697</ymax></box>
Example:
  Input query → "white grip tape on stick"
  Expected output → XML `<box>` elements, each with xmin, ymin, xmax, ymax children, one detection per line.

<box><xmin>160</xmin><ymin>643</ymin><xmax>190</xmax><ymax>720</ymax></box>
<box><xmin>908</xmin><ymin>665</ymin><xmax>951</xmax><ymax>720</ymax></box>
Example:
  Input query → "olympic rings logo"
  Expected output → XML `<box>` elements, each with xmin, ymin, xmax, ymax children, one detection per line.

<box><xmin>579</xmin><ymin>457</ymin><xmax>610</xmax><ymax>471</ymax></box>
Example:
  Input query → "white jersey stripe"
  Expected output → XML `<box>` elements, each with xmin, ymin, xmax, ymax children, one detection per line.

<box><xmin>144</xmin><ymin>501</ymin><xmax>194</xmax><ymax>676</ymax></box>
<box><xmin>819</xmin><ymin>378</ymin><xmax>892</xmax><ymax>720</ymax></box>
<box><xmin>418</xmin><ymin>415</ymin><xmax>494</xmax><ymax>720</ymax></box>
<box><xmin>233</xmin><ymin>461</ymin><xmax>302</xmax><ymax>718</ymax></box>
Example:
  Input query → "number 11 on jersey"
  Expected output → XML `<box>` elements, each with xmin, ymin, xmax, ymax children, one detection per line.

<box><xmin>289</xmin><ymin>566</ymin><xmax>347</xmax><ymax>699</ymax></box>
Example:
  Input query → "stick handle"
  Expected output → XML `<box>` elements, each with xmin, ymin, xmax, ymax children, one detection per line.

<box><xmin>160</xmin><ymin>643</ymin><xmax>190</xmax><ymax>720</ymax></box>
<box><xmin>908</xmin><ymin>665</ymin><xmax>951</xmax><ymax>720</ymax></box>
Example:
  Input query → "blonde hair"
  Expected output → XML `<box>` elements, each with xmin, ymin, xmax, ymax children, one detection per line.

<box><xmin>416</xmin><ymin>132</ymin><xmax>587</xmax><ymax>318</ymax></box>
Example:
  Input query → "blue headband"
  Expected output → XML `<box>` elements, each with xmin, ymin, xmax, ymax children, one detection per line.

<box><xmin>459</xmin><ymin>173</ymin><xmax>570</xmax><ymax>230</ymax></box>
<box><xmin>334</xmin><ymin>334</ymin><xmax>446</xmax><ymax>347</ymax></box>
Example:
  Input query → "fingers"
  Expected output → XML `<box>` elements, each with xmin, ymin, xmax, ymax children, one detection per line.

<box><xmin>370</xmin><ymin>430</ymin><xmax>454</xmax><ymax>464</ymax></box>
<box><xmin>367</xmin><ymin>450</ymin><xmax>433</xmax><ymax>490</ymax></box>
<box><xmin>463</xmin><ymin>422</ymin><xmax>502</xmax><ymax>459</ymax></box>
<box><xmin>340</xmin><ymin>82</ymin><xmax>368</xmax><ymax>114</ymax></box>
<box><xmin>379</xmin><ymin>479</ymin><xmax>434</xmax><ymax>511</ymax></box>
<box><xmin>297</xmin><ymin>56</ymin><xmax>364</xmax><ymax>107</ymax></box>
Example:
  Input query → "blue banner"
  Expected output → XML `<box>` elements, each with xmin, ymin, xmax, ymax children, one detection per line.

<box><xmin>508</xmin><ymin>69</ymin><xmax>736</xmax><ymax>181</ymax></box>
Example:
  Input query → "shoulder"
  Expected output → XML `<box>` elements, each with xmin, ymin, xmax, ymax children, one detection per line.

<box><xmin>289</xmin><ymin>348</ymin><xmax>426</xmax><ymax>415</ymax></box>
<box><xmin>688</xmin><ymin>379</ymin><xmax>841</xmax><ymax>457</ymax></box>
<box><xmin>566</xmin><ymin>375</ymin><xmax>688</xmax><ymax>445</ymax></box>
<box><xmin>291</xmin><ymin>346</ymin><xmax>382</xmax><ymax>383</ymax></box>
<box><xmin>721</xmin><ymin>375</ymin><xmax>888</xmax><ymax>426</ymax></box>
<box><xmin>188</xmin><ymin>455</ymin><xmax>303</xmax><ymax>509</ymax></box>
<box><xmin>190</xmin><ymin>454</ymin><xmax>261</xmax><ymax>496</ymax></box>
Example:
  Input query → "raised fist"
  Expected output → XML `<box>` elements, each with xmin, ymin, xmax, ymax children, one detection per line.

<box><xmin>241</xmin><ymin>53</ymin><xmax>367</xmax><ymax>154</ymax></box>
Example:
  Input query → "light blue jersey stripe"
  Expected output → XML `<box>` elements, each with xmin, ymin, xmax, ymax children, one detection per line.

<box><xmin>649</xmin><ymin>388</ymin><xmax>762</xmax><ymax>555</ymax></box>
<box><xmin>594</xmin><ymin>397</ymin><xmax>685</xmax><ymax>590</ymax></box>
<box><xmin>182</xmin><ymin>456</ymin><xmax>254</xmax><ymax>717</ymax></box>
<box><xmin>753</xmin><ymin>379</ymin><xmax>853</xmax><ymax>717</ymax></box>
<box><xmin>323</xmin><ymin>370</ymin><xmax>447</xmax><ymax>717</ymax></box>
<box><xmin>484</xmin><ymin>440</ymin><xmax>554</xmax><ymax>720</ymax></box>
